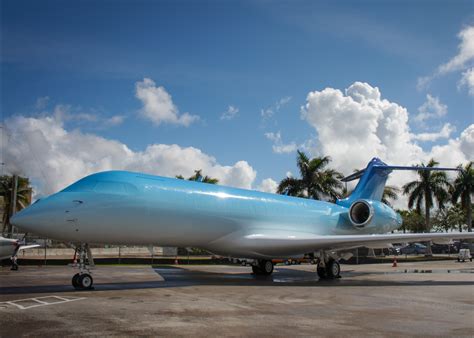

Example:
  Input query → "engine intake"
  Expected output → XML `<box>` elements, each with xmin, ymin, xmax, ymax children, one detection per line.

<box><xmin>349</xmin><ymin>200</ymin><xmax>373</xmax><ymax>228</ymax></box>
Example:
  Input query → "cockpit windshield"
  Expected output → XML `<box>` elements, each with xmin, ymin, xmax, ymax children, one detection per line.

<box><xmin>62</xmin><ymin>177</ymin><xmax>138</xmax><ymax>195</ymax></box>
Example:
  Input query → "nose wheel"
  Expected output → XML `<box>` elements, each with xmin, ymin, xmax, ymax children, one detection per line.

<box><xmin>72</xmin><ymin>273</ymin><xmax>94</xmax><ymax>289</ymax></box>
<box><xmin>72</xmin><ymin>244</ymin><xmax>95</xmax><ymax>290</ymax></box>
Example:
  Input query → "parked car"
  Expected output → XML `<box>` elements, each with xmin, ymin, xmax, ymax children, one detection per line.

<box><xmin>431</xmin><ymin>243</ymin><xmax>458</xmax><ymax>254</ymax></box>
<box><xmin>457</xmin><ymin>249</ymin><xmax>472</xmax><ymax>262</ymax></box>
<box><xmin>399</xmin><ymin>243</ymin><xmax>428</xmax><ymax>255</ymax></box>
<box><xmin>460</xmin><ymin>242</ymin><xmax>474</xmax><ymax>251</ymax></box>
<box><xmin>390</xmin><ymin>243</ymin><xmax>407</xmax><ymax>255</ymax></box>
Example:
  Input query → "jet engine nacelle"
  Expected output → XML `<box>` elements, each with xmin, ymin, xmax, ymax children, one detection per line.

<box><xmin>348</xmin><ymin>199</ymin><xmax>402</xmax><ymax>232</ymax></box>
<box><xmin>349</xmin><ymin>200</ymin><xmax>374</xmax><ymax>228</ymax></box>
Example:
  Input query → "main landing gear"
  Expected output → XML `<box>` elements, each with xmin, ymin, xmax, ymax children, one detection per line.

<box><xmin>10</xmin><ymin>255</ymin><xmax>19</xmax><ymax>271</ymax></box>
<box><xmin>316</xmin><ymin>251</ymin><xmax>341</xmax><ymax>279</ymax></box>
<box><xmin>251</xmin><ymin>259</ymin><xmax>274</xmax><ymax>275</ymax></box>
<box><xmin>72</xmin><ymin>243</ymin><xmax>95</xmax><ymax>290</ymax></box>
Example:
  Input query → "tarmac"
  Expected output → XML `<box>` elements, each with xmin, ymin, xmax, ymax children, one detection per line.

<box><xmin>0</xmin><ymin>260</ymin><xmax>473</xmax><ymax>337</ymax></box>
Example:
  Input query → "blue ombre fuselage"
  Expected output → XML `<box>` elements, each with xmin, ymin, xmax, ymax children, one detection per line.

<box><xmin>14</xmin><ymin>169</ymin><xmax>401</xmax><ymax>257</ymax></box>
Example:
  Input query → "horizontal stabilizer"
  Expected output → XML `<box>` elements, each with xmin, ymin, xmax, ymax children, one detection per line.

<box><xmin>341</xmin><ymin>169</ymin><xmax>366</xmax><ymax>182</ymax></box>
<box><xmin>338</xmin><ymin>158</ymin><xmax>461</xmax><ymax>205</ymax></box>
<box><xmin>341</xmin><ymin>165</ymin><xmax>460</xmax><ymax>182</ymax></box>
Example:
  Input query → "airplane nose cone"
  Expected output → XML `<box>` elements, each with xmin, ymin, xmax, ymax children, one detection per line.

<box><xmin>10</xmin><ymin>211</ymin><xmax>33</xmax><ymax>231</ymax></box>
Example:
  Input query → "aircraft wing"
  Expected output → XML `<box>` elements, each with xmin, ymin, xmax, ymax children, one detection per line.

<box><xmin>242</xmin><ymin>231</ymin><xmax>474</xmax><ymax>256</ymax></box>
<box><xmin>18</xmin><ymin>244</ymin><xmax>41</xmax><ymax>251</ymax></box>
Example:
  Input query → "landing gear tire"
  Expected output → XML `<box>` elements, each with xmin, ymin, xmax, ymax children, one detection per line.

<box><xmin>326</xmin><ymin>260</ymin><xmax>340</xmax><ymax>279</ymax></box>
<box><xmin>10</xmin><ymin>263</ymin><xmax>18</xmax><ymax>271</ymax></box>
<box><xmin>252</xmin><ymin>260</ymin><xmax>274</xmax><ymax>275</ymax></box>
<box><xmin>317</xmin><ymin>265</ymin><xmax>327</xmax><ymax>279</ymax></box>
<box><xmin>260</xmin><ymin>260</ymin><xmax>274</xmax><ymax>275</ymax></box>
<box><xmin>72</xmin><ymin>273</ymin><xmax>81</xmax><ymax>288</ymax></box>
<box><xmin>77</xmin><ymin>273</ymin><xmax>93</xmax><ymax>290</ymax></box>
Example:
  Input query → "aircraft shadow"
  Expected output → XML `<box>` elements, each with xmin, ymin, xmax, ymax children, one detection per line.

<box><xmin>1</xmin><ymin>266</ymin><xmax>473</xmax><ymax>295</ymax></box>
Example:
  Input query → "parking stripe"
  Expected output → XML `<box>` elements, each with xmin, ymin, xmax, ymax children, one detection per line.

<box><xmin>0</xmin><ymin>296</ymin><xmax>85</xmax><ymax>310</ymax></box>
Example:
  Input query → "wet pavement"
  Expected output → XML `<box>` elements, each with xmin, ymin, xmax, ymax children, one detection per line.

<box><xmin>0</xmin><ymin>261</ymin><xmax>473</xmax><ymax>336</ymax></box>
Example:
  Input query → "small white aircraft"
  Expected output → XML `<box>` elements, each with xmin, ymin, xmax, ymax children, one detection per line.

<box><xmin>11</xmin><ymin>158</ymin><xmax>474</xmax><ymax>289</ymax></box>
<box><xmin>0</xmin><ymin>236</ymin><xmax>40</xmax><ymax>270</ymax></box>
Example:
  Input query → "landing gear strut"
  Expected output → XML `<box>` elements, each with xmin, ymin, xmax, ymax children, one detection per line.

<box><xmin>10</xmin><ymin>255</ymin><xmax>19</xmax><ymax>271</ymax></box>
<box><xmin>317</xmin><ymin>251</ymin><xmax>341</xmax><ymax>279</ymax></box>
<box><xmin>72</xmin><ymin>243</ymin><xmax>94</xmax><ymax>290</ymax></box>
<box><xmin>251</xmin><ymin>259</ymin><xmax>274</xmax><ymax>275</ymax></box>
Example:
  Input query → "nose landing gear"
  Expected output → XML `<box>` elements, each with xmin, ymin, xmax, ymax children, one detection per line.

<box><xmin>72</xmin><ymin>243</ymin><xmax>95</xmax><ymax>290</ymax></box>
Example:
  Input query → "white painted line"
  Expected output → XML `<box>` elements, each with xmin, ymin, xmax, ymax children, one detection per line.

<box><xmin>0</xmin><ymin>295</ymin><xmax>85</xmax><ymax>310</ymax></box>
<box><xmin>5</xmin><ymin>301</ymin><xmax>26</xmax><ymax>310</ymax></box>
<box><xmin>51</xmin><ymin>296</ymin><xmax>70</xmax><ymax>302</ymax></box>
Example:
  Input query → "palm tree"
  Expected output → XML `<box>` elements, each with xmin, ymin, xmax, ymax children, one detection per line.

<box><xmin>0</xmin><ymin>175</ymin><xmax>32</xmax><ymax>237</ymax></box>
<box><xmin>176</xmin><ymin>170</ymin><xmax>219</xmax><ymax>184</ymax></box>
<box><xmin>277</xmin><ymin>150</ymin><xmax>343</xmax><ymax>201</ymax></box>
<box><xmin>451</xmin><ymin>161</ymin><xmax>473</xmax><ymax>232</ymax></box>
<box><xmin>402</xmin><ymin>159</ymin><xmax>451</xmax><ymax>233</ymax></box>
<box><xmin>382</xmin><ymin>186</ymin><xmax>400</xmax><ymax>207</ymax></box>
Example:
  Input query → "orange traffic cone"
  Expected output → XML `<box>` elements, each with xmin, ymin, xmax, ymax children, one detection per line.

<box><xmin>392</xmin><ymin>256</ymin><xmax>397</xmax><ymax>267</ymax></box>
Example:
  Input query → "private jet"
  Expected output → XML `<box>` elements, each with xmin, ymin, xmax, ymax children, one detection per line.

<box><xmin>11</xmin><ymin>158</ymin><xmax>474</xmax><ymax>289</ymax></box>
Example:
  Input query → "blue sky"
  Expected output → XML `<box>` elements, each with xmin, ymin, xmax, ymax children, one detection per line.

<box><xmin>1</xmin><ymin>0</ymin><xmax>473</xmax><ymax>198</ymax></box>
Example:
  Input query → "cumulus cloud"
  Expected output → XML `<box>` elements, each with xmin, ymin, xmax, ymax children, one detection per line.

<box><xmin>2</xmin><ymin>114</ymin><xmax>256</xmax><ymax>197</ymax></box>
<box><xmin>256</xmin><ymin>178</ymin><xmax>278</xmax><ymax>193</ymax></box>
<box><xmin>438</xmin><ymin>26</ymin><xmax>474</xmax><ymax>74</ymax></box>
<box><xmin>220</xmin><ymin>105</ymin><xmax>239</xmax><ymax>120</ymax></box>
<box><xmin>264</xmin><ymin>131</ymin><xmax>298</xmax><ymax>154</ymax></box>
<box><xmin>458</xmin><ymin>67</ymin><xmax>474</xmax><ymax>96</ymax></box>
<box><xmin>301</xmin><ymin>82</ymin><xmax>473</xmax><ymax>208</ymax></box>
<box><xmin>429</xmin><ymin>124</ymin><xmax>474</xmax><ymax>167</ymax></box>
<box><xmin>135</xmin><ymin>78</ymin><xmax>199</xmax><ymax>126</ymax></box>
<box><xmin>414</xmin><ymin>94</ymin><xmax>448</xmax><ymax>124</ymax></box>
<box><xmin>412</xmin><ymin>123</ymin><xmax>455</xmax><ymax>142</ymax></box>
<box><xmin>418</xmin><ymin>25</ymin><xmax>474</xmax><ymax>91</ymax></box>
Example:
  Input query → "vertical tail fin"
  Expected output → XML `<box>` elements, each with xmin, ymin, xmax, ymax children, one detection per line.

<box><xmin>336</xmin><ymin>157</ymin><xmax>459</xmax><ymax>207</ymax></box>
<box><xmin>337</xmin><ymin>158</ymin><xmax>390</xmax><ymax>207</ymax></box>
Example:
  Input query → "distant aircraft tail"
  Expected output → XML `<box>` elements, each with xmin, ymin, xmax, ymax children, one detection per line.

<box><xmin>336</xmin><ymin>158</ymin><xmax>458</xmax><ymax>207</ymax></box>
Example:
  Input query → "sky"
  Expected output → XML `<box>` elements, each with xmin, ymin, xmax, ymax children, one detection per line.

<box><xmin>1</xmin><ymin>0</ymin><xmax>473</xmax><ymax>208</ymax></box>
